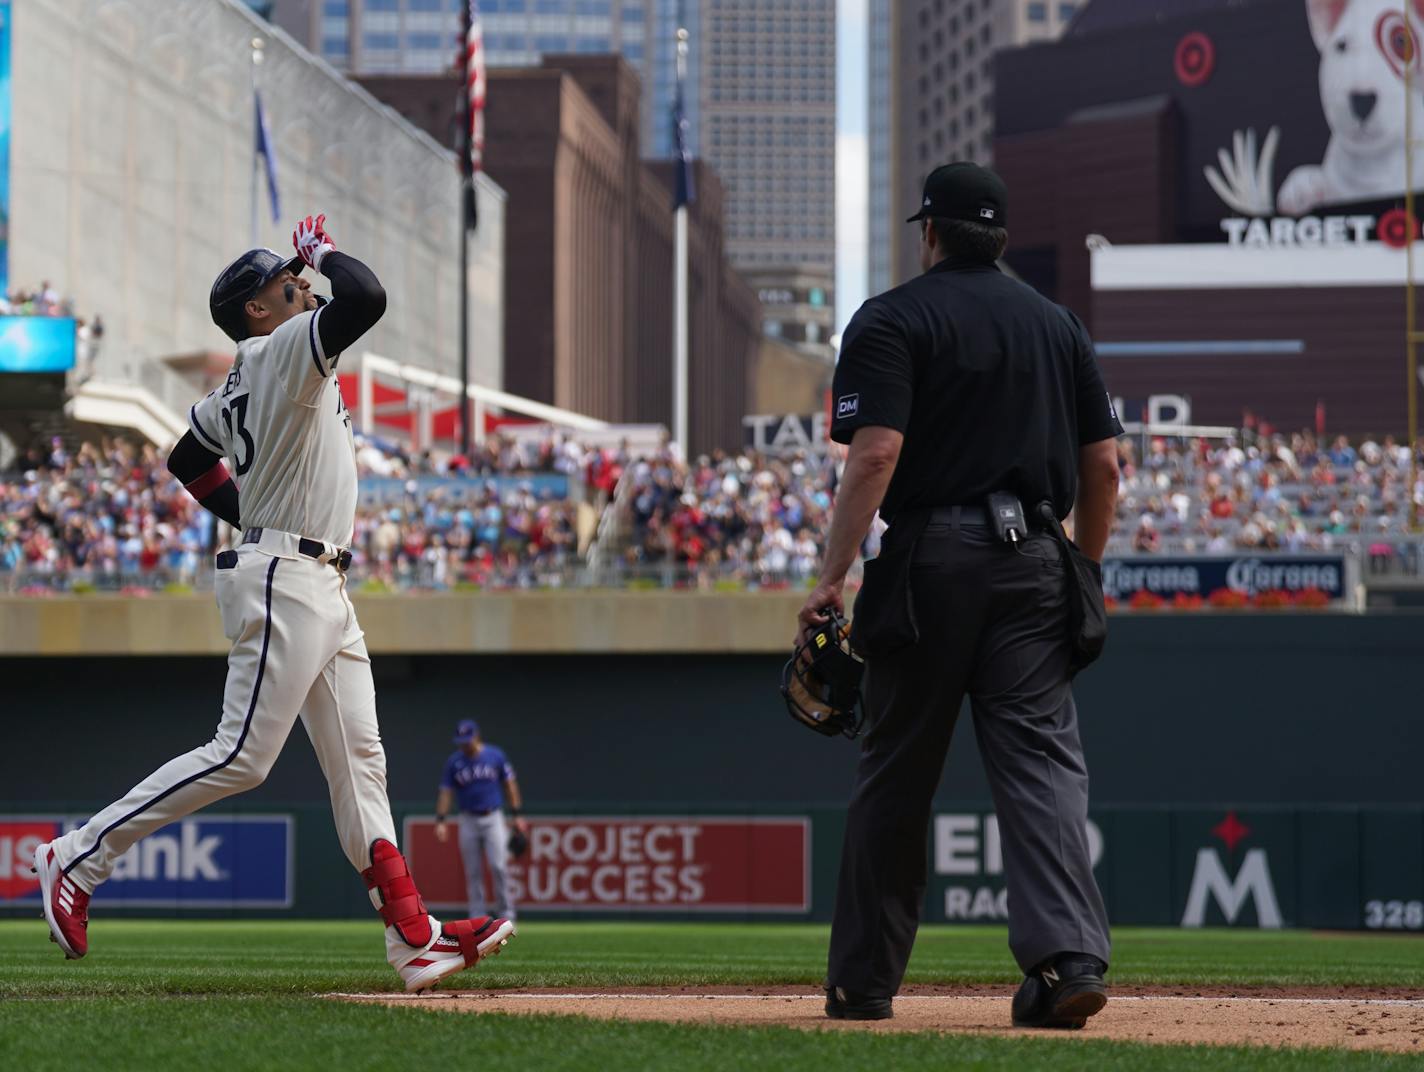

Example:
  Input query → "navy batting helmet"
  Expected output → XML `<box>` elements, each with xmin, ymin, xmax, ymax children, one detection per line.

<box><xmin>209</xmin><ymin>248</ymin><xmax>304</xmax><ymax>343</ymax></box>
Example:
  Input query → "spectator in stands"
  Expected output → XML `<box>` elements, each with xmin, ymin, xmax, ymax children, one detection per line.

<box><xmin>1131</xmin><ymin>516</ymin><xmax>1160</xmax><ymax>553</ymax></box>
<box><xmin>1329</xmin><ymin>435</ymin><xmax>1358</xmax><ymax>467</ymax></box>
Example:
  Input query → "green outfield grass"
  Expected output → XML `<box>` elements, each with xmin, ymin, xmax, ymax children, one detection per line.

<box><xmin>1</xmin><ymin>921</ymin><xmax>1422</xmax><ymax>1070</ymax></box>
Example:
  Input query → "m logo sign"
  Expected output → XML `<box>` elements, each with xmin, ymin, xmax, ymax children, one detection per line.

<box><xmin>1180</xmin><ymin>812</ymin><xmax>1283</xmax><ymax>928</ymax></box>
<box><xmin>836</xmin><ymin>394</ymin><xmax>859</xmax><ymax>419</ymax></box>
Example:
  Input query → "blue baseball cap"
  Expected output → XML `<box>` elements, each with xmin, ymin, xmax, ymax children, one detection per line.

<box><xmin>453</xmin><ymin>719</ymin><xmax>480</xmax><ymax>743</ymax></box>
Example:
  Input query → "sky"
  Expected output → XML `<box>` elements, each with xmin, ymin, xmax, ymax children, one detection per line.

<box><xmin>835</xmin><ymin>0</ymin><xmax>869</xmax><ymax>337</ymax></box>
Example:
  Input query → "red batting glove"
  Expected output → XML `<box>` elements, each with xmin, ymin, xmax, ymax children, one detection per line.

<box><xmin>293</xmin><ymin>213</ymin><xmax>336</xmax><ymax>272</ymax></box>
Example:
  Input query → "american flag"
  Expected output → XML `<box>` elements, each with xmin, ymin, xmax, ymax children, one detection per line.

<box><xmin>461</xmin><ymin>0</ymin><xmax>486</xmax><ymax>178</ymax></box>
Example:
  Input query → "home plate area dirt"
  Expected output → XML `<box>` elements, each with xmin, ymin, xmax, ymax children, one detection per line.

<box><xmin>333</xmin><ymin>985</ymin><xmax>1424</xmax><ymax>1053</ymax></box>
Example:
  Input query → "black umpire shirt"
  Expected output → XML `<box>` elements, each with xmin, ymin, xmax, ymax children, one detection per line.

<box><xmin>831</xmin><ymin>257</ymin><xmax>1123</xmax><ymax>522</ymax></box>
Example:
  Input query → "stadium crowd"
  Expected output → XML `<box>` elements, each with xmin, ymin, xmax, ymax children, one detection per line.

<box><xmin>0</xmin><ymin>438</ymin><xmax>215</xmax><ymax>590</ymax></box>
<box><xmin>616</xmin><ymin>446</ymin><xmax>836</xmax><ymax>588</ymax></box>
<box><xmin>0</xmin><ymin>433</ymin><xmax>593</xmax><ymax>592</ymax></box>
<box><xmin>1112</xmin><ymin>430</ymin><xmax>1422</xmax><ymax>555</ymax></box>
<box><xmin>2</xmin><ymin>427</ymin><xmax>1422</xmax><ymax>592</ymax></box>
<box><xmin>1</xmin><ymin>281</ymin><xmax>71</xmax><ymax>317</ymax></box>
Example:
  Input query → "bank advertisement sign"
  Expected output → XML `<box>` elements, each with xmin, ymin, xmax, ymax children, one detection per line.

<box><xmin>405</xmin><ymin>815</ymin><xmax>811</xmax><ymax>914</ymax></box>
<box><xmin>0</xmin><ymin>815</ymin><xmax>294</xmax><ymax>908</ymax></box>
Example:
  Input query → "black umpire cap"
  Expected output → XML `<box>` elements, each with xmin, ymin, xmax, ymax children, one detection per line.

<box><xmin>209</xmin><ymin>248</ymin><xmax>305</xmax><ymax>343</ymax></box>
<box><xmin>906</xmin><ymin>162</ymin><xmax>1008</xmax><ymax>227</ymax></box>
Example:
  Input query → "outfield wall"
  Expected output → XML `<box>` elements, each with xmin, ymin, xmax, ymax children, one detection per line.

<box><xmin>2</xmin><ymin>612</ymin><xmax>1421</xmax><ymax>806</ymax></box>
<box><xmin>4</xmin><ymin>611</ymin><xmax>1420</xmax><ymax>930</ymax></box>
<box><xmin>3</xmin><ymin>804</ymin><xmax>1421</xmax><ymax>932</ymax></box>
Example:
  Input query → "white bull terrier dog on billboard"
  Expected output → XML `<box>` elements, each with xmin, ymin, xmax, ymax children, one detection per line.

<box><xmin>1207</xmin><ymin>0</ymin><xmax>1424</xmax><ymax>217</ymax></box>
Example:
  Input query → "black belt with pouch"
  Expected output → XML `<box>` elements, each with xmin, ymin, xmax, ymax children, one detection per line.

<box><xmin>849</xmin><ymin>494</ymin><xmax>1108</xmax><ymax>675</ymax></box>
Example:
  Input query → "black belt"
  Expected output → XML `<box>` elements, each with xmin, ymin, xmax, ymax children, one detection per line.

<box><xmin>242</xmin><ymin>527</ymin><xmax>353</xmax><ymax>572</ymax></box>
<box><xmin>926</xmin><ymin>506</ymin><xmax>991</xmax><ymax>527</ymax></box>
<box><xmin>924</xmin><ymin>506</ymin><xmax>1048</xmax><ymax>531</ymax></box>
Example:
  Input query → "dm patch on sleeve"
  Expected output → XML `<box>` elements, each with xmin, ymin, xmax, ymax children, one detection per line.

<box><xmin>836</xmin><ymin>394</ymin><xmax>860</xmax><ymax>420</ymax></box>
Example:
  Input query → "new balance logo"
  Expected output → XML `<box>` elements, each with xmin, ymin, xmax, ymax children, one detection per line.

<box><xmin>1041</xmin><ymin>967</ymin><xmax>1060</xmax><ymax>985</ymax></box>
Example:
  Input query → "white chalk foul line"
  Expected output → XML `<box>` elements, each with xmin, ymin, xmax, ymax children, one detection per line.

<box><xmin>327</xmin><ymin>993</ymin><xmax>1424</xmax><ymax>1008</ymax></box>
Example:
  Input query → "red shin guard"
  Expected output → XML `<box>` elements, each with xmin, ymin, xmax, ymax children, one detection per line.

<box><xmin>362</xmin><ymin>839</ymin><xmax>432</xmax><ymax>948</ymax></box>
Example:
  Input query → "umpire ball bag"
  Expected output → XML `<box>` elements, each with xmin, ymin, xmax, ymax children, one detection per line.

<box><xmin>1035</xmin><ymin>502</ymin><xmax>1108</xmax><ymax>675</ymax></box>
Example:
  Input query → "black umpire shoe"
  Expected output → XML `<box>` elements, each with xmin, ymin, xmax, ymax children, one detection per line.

<box><xmin>1011</xmin><ymin>954</ymin><xmax>1108</xmax><ymax>1029</ymax></box>
<box><xmin>824</xmin><ymin>985</ymin><xmax>893</xmax><ymax>1021</ymax></box>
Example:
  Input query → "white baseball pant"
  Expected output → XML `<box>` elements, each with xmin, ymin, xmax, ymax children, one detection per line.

<box><xmin>50</xmin><ymin>535</ymin><xmax>398</xmax><ymax>893</ymax></box>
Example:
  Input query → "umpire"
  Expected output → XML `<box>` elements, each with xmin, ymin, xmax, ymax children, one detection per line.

<box><xmin>796</xmin><ymin>163</ymin><xmax>1122</xmax><ymax>1028</ymax></box>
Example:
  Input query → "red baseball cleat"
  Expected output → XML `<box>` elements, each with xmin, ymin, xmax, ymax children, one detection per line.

<box><xmin>32</xmin><ymin>844</ymin><xmax>90</xmax><ymax>960</ymax></box>
<box><xmin>397</xmin><ymin>916</ymin><xmax>515</xmax><ymax>993</ymax></box>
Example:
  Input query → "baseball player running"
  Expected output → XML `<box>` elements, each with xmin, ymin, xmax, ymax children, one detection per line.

<box><xmin>30</xmin><ymin>216</ymin><xmax>513</xmax><ymax>992</ymax></box>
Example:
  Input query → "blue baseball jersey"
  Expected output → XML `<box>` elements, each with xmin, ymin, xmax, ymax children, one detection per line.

<box><xmin>441</xmin><ymin>745</ymin><xmax>516</xmax><ymax>813</ymax></box>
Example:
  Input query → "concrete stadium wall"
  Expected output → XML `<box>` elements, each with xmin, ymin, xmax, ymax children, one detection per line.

<box><xmin>2</xmin><ymin>611</ymin><xmax>1421</xmax><ymax>808</ymax></box>
<box><xmin>0</xmin><ymin>591</ymin><xmax>809</xmax><ymax>656</ymax></box>
<box><xmin>11</xmin><ymin>0</ymin><xmax>504</xmax><ymax>390</ymax></box>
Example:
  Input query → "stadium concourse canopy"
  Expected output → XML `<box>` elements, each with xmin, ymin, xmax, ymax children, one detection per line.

<box><xmin>343</xmin><ymin>352</ymin><xmax>667</xmax><ymax>455</ymax></box>
<box><xmin>66</xmin><ymin>350</ymin><xmax>666</xmax><ymax>456</ymax></box>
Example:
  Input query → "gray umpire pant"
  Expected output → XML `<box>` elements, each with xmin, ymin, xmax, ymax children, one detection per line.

<box><xmin>828</xmin><ymin>518</ymin><xmax>1110</xmax><ymax>996</ymax></box>
<box><xmin>457</xmin><ymin>811</ymin><xmax>515</xmax><ymax>921</ymax></box>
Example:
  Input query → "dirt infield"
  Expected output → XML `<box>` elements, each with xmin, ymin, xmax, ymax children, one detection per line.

<box><xmin>332</xmin><ymin>986</ymin><xmax>1424</xmax><ymax>1053</ymax></box>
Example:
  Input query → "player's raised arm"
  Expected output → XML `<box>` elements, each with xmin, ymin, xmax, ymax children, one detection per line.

<box><xmin>292</xmin><ymin>214</ymin><xmax>387</xmax><ymax>365</ymax></box>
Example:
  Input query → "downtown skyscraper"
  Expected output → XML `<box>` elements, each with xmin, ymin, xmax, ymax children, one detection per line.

<box><xmin>274</xmin><ymin>0</ymin><xmax>834</xmax><ymax>351</ymax></box>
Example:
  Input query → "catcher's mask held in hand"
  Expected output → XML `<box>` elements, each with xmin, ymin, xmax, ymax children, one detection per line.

<box><xmin>781</xmin><ymin>608</ymin><xmax>865</xmax><ymax>739</ymax></box>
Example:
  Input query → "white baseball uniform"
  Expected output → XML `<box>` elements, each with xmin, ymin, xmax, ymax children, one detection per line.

<box><xmin>51</xmin><ymin>305</ymin><xmax>399</xmax><ymax>893</ymax></box>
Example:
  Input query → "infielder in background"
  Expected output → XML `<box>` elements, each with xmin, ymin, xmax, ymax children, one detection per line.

<box><xmin>31</xmin><ymin>216</ymin><xmax>513</xmax><ymax>992</ymax></box>
<box><xmin>435</xmin><ymin>720</ymin><xmax>529</xmax><ymax>921</ymax></box>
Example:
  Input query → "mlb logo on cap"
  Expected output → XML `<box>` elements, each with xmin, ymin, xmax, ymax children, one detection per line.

<box><xmin>906</xmin><ymin>162</ymin><xmax>1008</xmax><ymax>228</ymax></box>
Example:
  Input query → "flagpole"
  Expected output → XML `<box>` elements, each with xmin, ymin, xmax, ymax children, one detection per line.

<box><xmin>673</xmin><ymin>25</ymin><xmax>690</xmax><ymax>463</ymax></box>
<box><xmin>250</xmin><ymin>37</ymin><xmax>263</xmax><ymax>247</ymax></box>
<box><xmin>459</xmin><ymin>1</ymin><xmax>474</xmax><ymax>457</ymax></box>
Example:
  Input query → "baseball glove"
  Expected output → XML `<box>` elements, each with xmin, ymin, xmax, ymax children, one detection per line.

<box><xmin>781</xmin><ymin>608</ymin><xmax>864</xmax><ymax>739</ymax></box>
<box><xmin>507</xmin><ymin>828</ymin><xmax>529</xmax><ymax>859</ymax></box>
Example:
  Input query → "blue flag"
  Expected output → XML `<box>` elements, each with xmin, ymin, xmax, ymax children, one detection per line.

<box><xmin>254</xmin><ymin>89</ymin><xmax>281</xmax><ymax>223</ymax></box>
<box><xmin>672</xmin><ymin>80</ymin><xmax>695</xmax><ymax>210</ymax></box>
